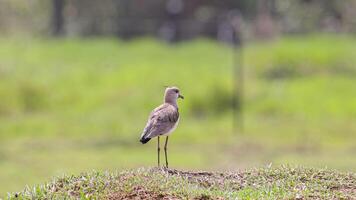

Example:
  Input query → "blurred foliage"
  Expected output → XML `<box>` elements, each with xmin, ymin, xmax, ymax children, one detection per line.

<box><xmin>247</xmin><ymin>35</ymin><xmax>356</xmax><ymax>79</ymax></box>
<box><xmin>190</xmin><ymin>85</ymin><xmax>234</xmax><ymax>118</ymax></box>
<box><xmin>19</xmin><ymin>81</ymin><xmax>48</xmax><ymax>112</ymax></box>
<box><xmin>0</xmin><ymin>0</ymin><xmax>50</xmax><ymax>35</ymax></box>
<box><xmin>1</xmin><ymin>0</ymin><xmax>356</xmax><ymax>38</ymax></box>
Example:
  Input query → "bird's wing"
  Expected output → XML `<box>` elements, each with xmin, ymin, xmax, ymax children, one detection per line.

<box><xmin>140</xmin><ymin>103</ymin><xmax>179</xmax><ymax>139</ymax></box>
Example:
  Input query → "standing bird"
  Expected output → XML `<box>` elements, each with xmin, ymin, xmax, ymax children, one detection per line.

<box><xmin>140</xmin><ymin>86</ymin><xmax>184</xmax><ymax>168</ymax></box>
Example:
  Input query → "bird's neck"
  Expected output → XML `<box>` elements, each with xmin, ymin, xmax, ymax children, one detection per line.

<box><xmin>164</xmin><ymin>99</ymin><xmax>178</xmax><ymax>108</ymax></box>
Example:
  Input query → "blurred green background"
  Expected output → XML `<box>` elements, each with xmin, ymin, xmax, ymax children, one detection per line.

<box><xmin>0</xmin><ymin>0</ymin><xmax>356</xmax><ymax>196</ymax></box>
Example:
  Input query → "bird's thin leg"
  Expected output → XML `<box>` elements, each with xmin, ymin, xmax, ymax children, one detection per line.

<box><xmin>164</xmin><ymin>136</ymin><xmax>169</xmax><ymax>168</ymax></box>
<box><xmin>157</xmin><ymin>136</ymin><xmax>160</xmax><ymax>167</ymax></box>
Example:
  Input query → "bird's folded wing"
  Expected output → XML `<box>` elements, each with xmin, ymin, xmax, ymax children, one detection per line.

<box><xmin>141</xmin><ymin>104</ymin><xmax>179</xmax><ymax>139</ymax></box>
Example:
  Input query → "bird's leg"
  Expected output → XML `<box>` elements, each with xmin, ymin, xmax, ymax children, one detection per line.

<box><xmin>164</xmin><ymin>136</ymin><xmax>169</xmax><ymax>168</ymax></box>
<box><xmin>157</xmin><ymin>136</ymin><xmax>160</xmax><ymax>167</ymax></box>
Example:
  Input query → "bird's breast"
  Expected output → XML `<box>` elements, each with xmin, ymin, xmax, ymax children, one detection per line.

<box><xmin>164</xmin><ymin>117</ymin><xmax>179</xmax><ymax>136</ymax></box>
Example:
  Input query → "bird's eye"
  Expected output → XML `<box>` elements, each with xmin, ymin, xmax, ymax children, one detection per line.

<box><xmin>175</xmin><ymin>90</ymin><xmax>179</xmax><ymax>93</ymax></box>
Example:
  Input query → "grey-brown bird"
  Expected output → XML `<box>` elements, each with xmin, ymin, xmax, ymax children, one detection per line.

<box><xmin>140</xmin><ymin>86</ymin><xmax>184</xmax><ymax>168</ymax></box>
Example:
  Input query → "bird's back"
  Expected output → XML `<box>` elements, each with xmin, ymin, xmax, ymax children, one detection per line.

<box><xmin>140</xmin><ymin>103</ymin><xmax>179</xmax><ymax>144</ymax></box>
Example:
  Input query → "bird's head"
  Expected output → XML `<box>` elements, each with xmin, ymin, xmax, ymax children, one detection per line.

<box><xmin>164</xmin><ymin>86</ymin><xmax>184</xmax><ymax>104</ymax></box>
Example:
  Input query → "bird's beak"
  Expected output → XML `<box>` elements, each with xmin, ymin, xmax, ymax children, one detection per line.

<box><xmin>178</xmin><ymin>94</ymin><xmax>184</xmax><ymax>99</ymax></box>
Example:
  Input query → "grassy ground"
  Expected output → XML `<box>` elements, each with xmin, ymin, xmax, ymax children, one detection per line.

<box><xmin>8</xmin><ymin>166</ymin><xmax>356</xmax><ymax>199</ymax></box>
<box><xmin>0</xmin><ymin>34</ymin><xmax>355</xmax><ymax>195</ymax></box>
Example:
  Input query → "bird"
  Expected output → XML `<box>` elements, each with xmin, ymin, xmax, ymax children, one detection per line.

<box><xmin>139</xmin><ymin>86</ymin><xmax>184</xmax><ymax>168</ymax></box>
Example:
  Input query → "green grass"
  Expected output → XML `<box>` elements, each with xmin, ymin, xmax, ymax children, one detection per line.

<box><xmin>0</xmin><ymin>34</ymin><xmax>355</xmax><ymax>196</ymax></box>
<box><xmin>8</xmin><ymin>166</ymin><xmax>356</xmax><ymax>199</ymax></box>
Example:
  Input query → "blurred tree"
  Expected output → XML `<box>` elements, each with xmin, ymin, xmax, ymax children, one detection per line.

<box><xmin>1</xmin><ymin>0</ymin><xmax>356</xmax><ymax>38</ymax></box>
<box><xmin>255</xmin><ymin>0</ymin><xmax>276</xmax><ymax>38</ymax></box>
<box><xmin>52</xmin><ymin>0</ymin><xmax>65</xmax><ymax>36</ymax></box>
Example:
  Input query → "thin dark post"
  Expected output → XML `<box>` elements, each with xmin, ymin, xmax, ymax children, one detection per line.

<box><xmin>51</xmin><ymin>0</ymin><xmax>65</xmax><ymax>36</ymax></box>
<box><xmin>231</xmin><ymin>12</ymin><xmax>244</xmax><ymax>135</ymax></box>
<box><xmin>233</xmin><ymin>40</ymin><xmax>244</xmax><ymax>135</ymax></box>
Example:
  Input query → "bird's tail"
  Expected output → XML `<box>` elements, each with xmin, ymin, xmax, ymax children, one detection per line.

<box><xmin>140</xmin><ymin>137</ymin><xmax>151</xmax><ymax>144</ymax></box>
